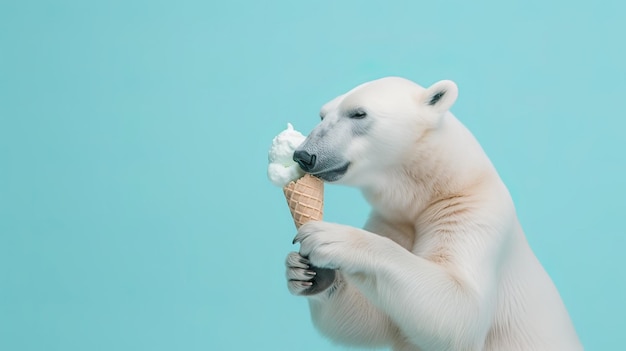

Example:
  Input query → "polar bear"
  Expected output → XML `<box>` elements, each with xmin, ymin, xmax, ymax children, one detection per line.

<box><xmin>285</xmin><ymin>77</ymin><xmax>582</xmax><ymax>351</ymax></box>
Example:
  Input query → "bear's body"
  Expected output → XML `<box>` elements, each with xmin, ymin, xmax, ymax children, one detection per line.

<box><xmin>285</xmin><ymin>77</ymin><xmax>582</xmax><ymax>351</ymax></box>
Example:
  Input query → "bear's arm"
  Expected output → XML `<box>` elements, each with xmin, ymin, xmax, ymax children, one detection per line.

<box><xmin>306</xmin><ymin>274</ymin><xmax>397</xmax><ymax>348</ymax></box>
<box><xmin>303</xmin><ymin>213</ymin><xmax>411</xmax><ymax>348</ymax></box>
<box><xmin>345</xmin><ymin>211</ymin><xmax>507</xmax><ymax>350</ymax></box>
<box><xmin>295</xmin><ymin>207</ymin><xmax>508</xmax><ymax>350</ymax></box>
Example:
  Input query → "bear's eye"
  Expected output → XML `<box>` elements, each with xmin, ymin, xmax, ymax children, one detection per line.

<box><xmin>319</xmin><ymin>113</ymin><xmax>325</xmax><ymax>121</ymax></box>
<box><xmin>348</xmin><ymin>109</ymin><xmax>367</xmax><ymax>119</ymax></box>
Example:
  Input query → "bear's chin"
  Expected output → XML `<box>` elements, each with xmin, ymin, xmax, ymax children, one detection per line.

<box><xmin>313</xmin><ymin>162</ymin><xmax>350</xmax><ymax>182</ymax></box>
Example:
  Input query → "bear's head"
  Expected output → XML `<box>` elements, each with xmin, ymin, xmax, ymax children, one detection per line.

<box><xmin>293</xmin><ymin>77</ymin><xmax>458</xmax><ymax>187</ymax></box>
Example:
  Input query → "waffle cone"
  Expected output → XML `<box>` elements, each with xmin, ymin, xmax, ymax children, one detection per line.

<box><xmin>283</xmin><ymin>173</ymin><xmax>324</xmax><ymax>228</ymax></box>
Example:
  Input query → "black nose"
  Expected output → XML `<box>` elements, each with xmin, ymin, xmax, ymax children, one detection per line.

<box><xmin>293</xmin><ymin>150</ymin><xmax>316</xmax><ymax>172</ymax></box>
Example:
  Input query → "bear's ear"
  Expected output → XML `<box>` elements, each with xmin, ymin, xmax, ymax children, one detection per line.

<box><xmin>421</xmin><ymin>80</ymin><xmax>458</xmax><ymax>114</ymax></box>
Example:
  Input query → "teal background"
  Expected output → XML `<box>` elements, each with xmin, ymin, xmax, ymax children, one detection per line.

<box><xmin>1</xmin><ymin>0</ymin><xmax>624</xmax><ymax>350</ymax></box>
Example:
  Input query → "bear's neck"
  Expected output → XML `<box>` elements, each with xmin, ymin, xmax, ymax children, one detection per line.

<box><xmin>361</xmin><ymin>114</ymin><xmax>498</xmax><ymax>224</ymax></box>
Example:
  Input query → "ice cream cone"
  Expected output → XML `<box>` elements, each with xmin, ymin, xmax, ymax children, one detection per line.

<box><xmin>283</xmin><ymin>173</ymin><xmax>324</xmax><ymax>228</ymax></box>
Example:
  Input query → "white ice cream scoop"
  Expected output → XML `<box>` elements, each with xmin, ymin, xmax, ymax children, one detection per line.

<box><xmin>267</xmin><ymin>123</ymin><xmax>307</xmax><ymax>187</ymax></box>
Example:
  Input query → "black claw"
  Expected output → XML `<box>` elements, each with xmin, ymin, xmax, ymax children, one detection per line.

<box><xmin>293</xmin><ymin>231</ymin><xmax>309</xmax><ymax>245</ymax></box>
<box><xmin>299</xmin><ymin>267</ymin><xmax>337</xmax><ymax>296</ymax></box>
<box><xmin>292</xmin><ymin>233</ymin><xmax>303</xmax><ymax>244</ymax></box>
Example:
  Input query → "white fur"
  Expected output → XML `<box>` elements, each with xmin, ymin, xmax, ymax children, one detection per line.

<box><xmin>286</xmin><ymin>77</ymin><xmax>582</xmax><ymax>351</ymax></box>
